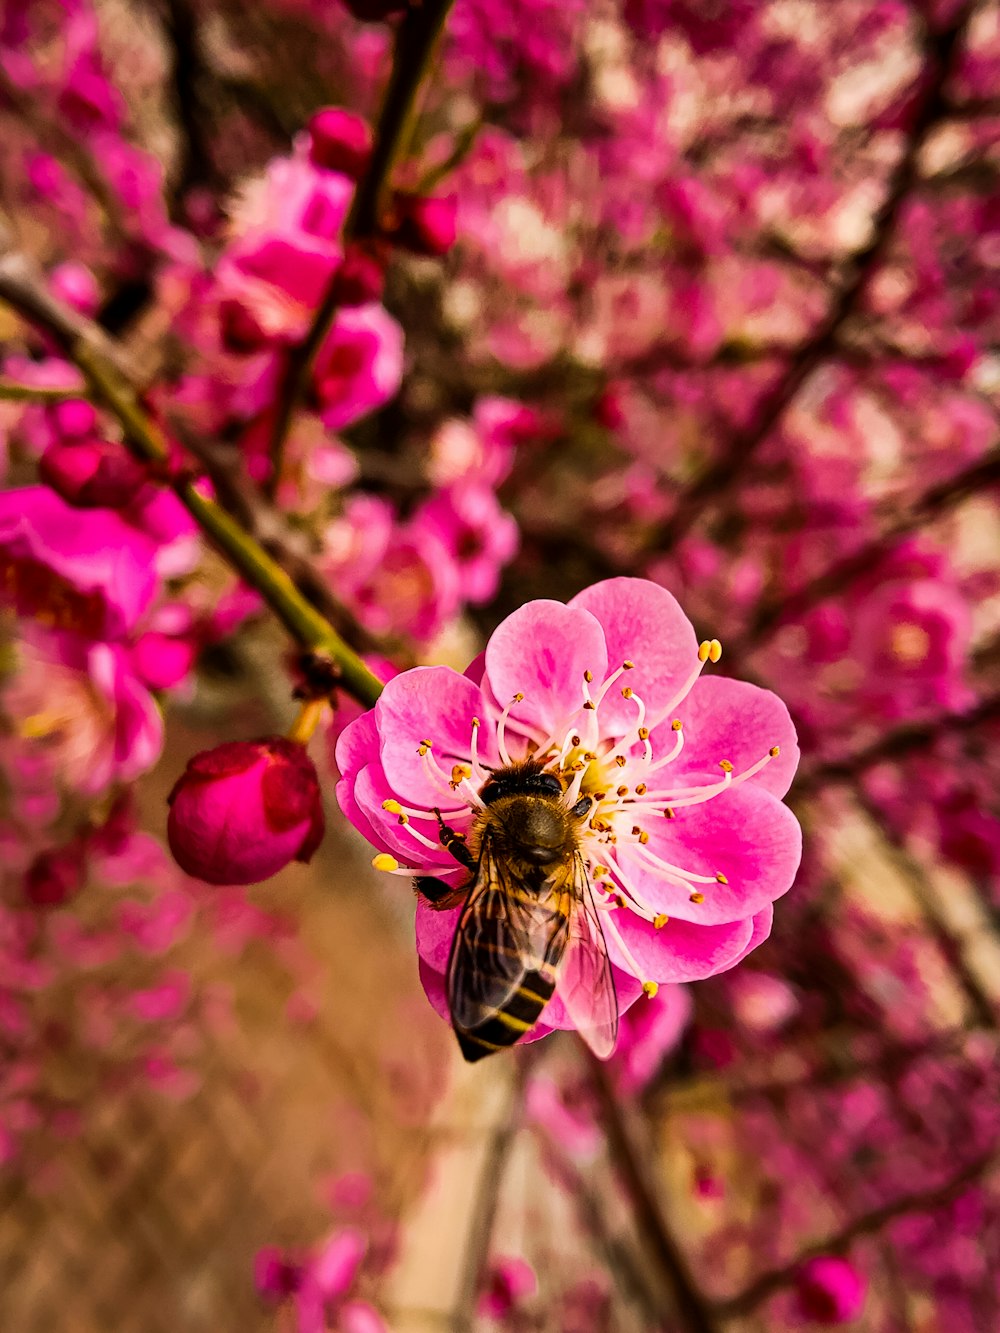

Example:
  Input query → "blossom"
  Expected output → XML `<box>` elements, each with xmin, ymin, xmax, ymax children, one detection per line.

<box><xmin>167</xmin><ymin>737</ymin><xmax>325</xmax><ymax>885</ymax></box>
<box><xmin>612</xmin><ymin>982</ymin><xmax>692</xmax><ymax>1094</ymax></box>
<box><xmin>794</xmin><ymin>1256</ymin><xmax>867</xmax><ymax>1325</ymax></box>
<box><xmin>311</xmin><ymin>305</ymin><xmax>404</xmax><ymax>431</ymax></box>
<box><xmin>413</xmin><ymin>481</ymin><xmax>519</xmax><ymax>604</ymax></box>
<box><xmin>0</xmin><ymin>486</ymin><xmax>158</xmax><ymax>640</ymax></box>
<box><xmin>336</xmin><ymin>578</ymin><xmax>801</xmax><ymax>1049</ymax></box>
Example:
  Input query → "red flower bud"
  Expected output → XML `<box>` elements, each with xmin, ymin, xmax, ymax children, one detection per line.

<box><xmin>390</xmin><ymin>194</ymin><xmax>457</xmax><ymax>257</ymax></box>
<box><xmin>308</xmin><ymin>108</ymin><xmax>374</xmax><ymax>180</ymax></box>
<box><xmin>39</xmin><ymin>437</ymin><xmax>148</xmax><ymax>509</ymax></box>
<box><xmin>167</xmin><ymin>737</ymin><xmax>325</xmax><ymax>885</ymax></box>
<box><xmin>795</xmin><ymin>1257</ymin><xmax>866</xmax><ymax>1325</ymax></box>
<box><xmin>219</xmin><ymin>296</ymin><xmax>274</xmax><ymax>354</ymax></box>
<box><xmin>331</xmin><ymin>246</ymin><xmax>386</xmax><ymax>306</ymax></box>
<box><xmin>25</xmin><ymin>844</ymin><xmax>87</xmax><ymax>907</ymax></box>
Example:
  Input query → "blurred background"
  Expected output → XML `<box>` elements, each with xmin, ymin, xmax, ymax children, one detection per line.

<box><xmin>1</xmin><ymin>0</ymin><xmax>1000</xmax><ymax>1329</ymax></box>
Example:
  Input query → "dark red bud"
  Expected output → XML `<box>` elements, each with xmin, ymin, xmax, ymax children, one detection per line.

<box><xmin>39</xmin><ymin>437</ymin><xmax>147</xmax><ymax>509</ymax></box>
<box><xmin>390</xmin><ymin>193</ymin><xmax>458</xmax><ymax>257</ymax></box>
<box><xmin>307</xmin><ymin>107</ymin><xmax>374</xmax><ymax>179</ymax></box>
<box><xmin>219</xmin><ymin>297</ymin><xmax>274</xmax><ymax>354</ymax></box>
<box><xmin>331</xmin><ymin>247</ymin><xmax>386</xmax><ymax>306</ymax></box>
<box><xmin>25</xmin><ymin>844</ymin><xmax>87</xmax><ymax>907</ymax></box>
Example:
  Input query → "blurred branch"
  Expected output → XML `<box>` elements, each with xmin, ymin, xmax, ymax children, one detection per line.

<box><xmin>266</xmin><ymin>0</ymin><xmax>456</xmax><ymax>493</ymax></box>
<box><xmin>649</xmin><ymin>0</ymin><xmax>978</xmax><ymax>555</ymax></box>
<box><xmin>715</xmin><ymin>1145</ymin><xmax>999</xmax><ymax>1317</ymax></box>
<box><xmin>794</xmin><ymin>692</ymin><xmax>1000</xmax><ymax>796</ymax></box>
<box><xmin>0</xmin><ymin>379</ymin><xmax>83</xmax><ymax>403</ymax></box>
<box><xmin>586</xmin><ymin>1046</ymin><xmax>723</xmax><ymax>1333</ymax></box>
<box><xmin>151</xmin><ymin>0</ymin><xmax>222</xmax><ymax>211</ymax></box>
<box><xmin>0</xmin><ymin>236</ymin><xmax>383</xmax><ymax>706</ymax></box>
<box><xmin>741</xmin><ymin>444</ymin><xmax>1000</xmax><ymax>647</ymax></box>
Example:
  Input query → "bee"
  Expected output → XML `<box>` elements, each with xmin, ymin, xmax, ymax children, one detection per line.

<box><xmin>416</xmin><ymin>760</ymin><xmax>619</xmax><ymax>1063</ymax></box>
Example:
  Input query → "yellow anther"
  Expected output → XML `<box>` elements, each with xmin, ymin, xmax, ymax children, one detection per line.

<box><xmin>664</xmin><ymin>807</ymin><xmax>675</xmax><ymax>819</ymax></box>
<box><xmin>653</xmin><ymin>914</ymin><xmax>669</xmax><ymax>929</ymax></box>
<box><xmin>583</xmin><ymin>700</ymin><xmax>596</xmax><ymax>710</ymax></box>
<box><xmin>617</xmin><ymin>785</ymin><xmax>629</xmax><ymax>797</ymax></box>
<box><xmin>638</xmin><ymin>831</ymin><xmax>650</xmax><ymax>845</ymax></box>
<box><xmin>622</xmin><ymin>660</ymin><xmax>635</xmax><ymax>670</ymax></box>
<box><xmin>451</xmin><ymin>764</ymin><xmax>471</xmax><ymax>783</ymax></box>
<box><xmin>583</xmin><ymin>670</ymin><xmax>594</xmax><ymax>683</ymax></box>
<box><xmin>614</xmin><ymin>894</ymin><xmax>626</xmax><ymax>909</ymax></box>
<box><xmin>631</xmin><ymin>825</ymin><xmax>642</xmax><ymax>836</ymax></box>
<box><xmin>708</xmin><ymin>639</ymin><xmax>723</xmax><ymax>663</ymax></box>
<box><xmin>372</xmin><ymin>854</ymin><xmax>399</xmax><ymax>873</ymax></box>
<box><xmin>690</xmin><ymin>891</ymin><xmax>705</xmax><ymax>904</ymax></box>
<box><xmin>398</xmin><ymin>814</ymin><xmax>409</xmax><ymax>825</ymax></box>
<box><xmin>615</xmin><ymin>755</ymin><xmax>627</xmax><ymax>768</ymax></box>
<box><xmin>592</xmin><ymin>864</ymin><xmax>609</xmax><ymax>878</ymax></box>
<box><xmin>621</xmin><ymin>686</ymin><xmax>633</xmax><ymax>699</ymax></box>
<box><xmin>643</xmin><ymin>981</ymin><xmax>659</xmax><ymax>999</ymax></box>
<box><xmin>720</xmin><ymin>759</ymin><xmax>734</xmax><ymax>773</ymax></box>
<box><xmin>770</xmin><ymin>745</ymin><xmax>780</xmax><ymax>757</ymax></box>
<box><xmin>638</xmin><ymin>726</ymin><xmax>650</xmax><ymax>740</ymax></box>
<box><xmin>471</xmin><ymin>716</ymin><xmax>481</xmax><ymax>727</ymax></box>
<box><xmin>513</xmin><ymin>693</ymin><xmax>524</xmax><ymax>702</ymax></box>
<box><xmin>420</xmin><ymin>739</ymin><xmax>433</xmax><ymax>748</ymax></box>
<box><xmin>715</xmin><ymin>872</ymin><xmax>728</xmax><ymax>884</ymax></box>
<box><xmin>698</xmin><ymin>640</ymin><xmax>711</xmax><ymax>662</ymax></box>
<box><xmin>382</xmin><ymin>799</ymin><xmax>403</xmax><ymax>814</ymax></box>
<box><xmin>635</xmin><ymin>783</ymin><xmax>647</xmax><ymax>795</ymax></box>
<box><xmin>671</xmin><ymin>718</ymin><xmax>683</xmax><ymax>731</ymax></box>
<box><xmin>571</xmin><ymin>734</ymin><xmax>581</xmax><ymax>746</ymax></box>
<box><xmin>417</xmin><ymin>745</ymin><xmax>429</xmax><ymax>757</ymax></box>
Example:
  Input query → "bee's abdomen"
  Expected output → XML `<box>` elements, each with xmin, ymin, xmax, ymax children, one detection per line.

<box><xmin>456</xmin><ymin>967</ymin><xmax>556</xmax><ymax>1063</ymax></box>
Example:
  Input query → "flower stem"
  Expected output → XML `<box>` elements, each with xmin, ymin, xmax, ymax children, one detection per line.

<box><xmin>265</xmin><ymin>0</ymin><xmax>456</xmax><ymax>493</ymax></box>
<box><xmin>0</xmin><ymin>380</ymin><xmax>83</xmax><ymax>402</ymax></box>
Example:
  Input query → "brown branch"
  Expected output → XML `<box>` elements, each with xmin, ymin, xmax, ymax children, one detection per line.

<box><xmin>741</xmin><ymin>443</ymin><xmax>1000</xmax><ymax>648</ymax></box>
<box><xmin>648</xmin><ymin>1</ymin><xmax>978</xmax><ymax>555</ymax></box>
<box><xmin>586</xmin><ymin>1046</ymin><xmax>723</xmax><ymax>1333</ymax></box>
<box><xmin>793</xmin><ymin>692</ymin><xmax>1000</xmax><ymax>796</ymax></box>
<box><xmin>715</xmin><ymin>1146</ymin><xmax>999</xmax><ymax>1317</ymax></box>
<box><xmin>266</xmin><ymin>0</ymin><xmax>456</xmax><ymax>493</ymax></box>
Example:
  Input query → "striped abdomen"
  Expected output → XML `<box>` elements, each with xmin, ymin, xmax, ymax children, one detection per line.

<box><xmin>455</xmin><ymin>962</ymin><xmax>558</xmax><ymax>1063</ymax></box>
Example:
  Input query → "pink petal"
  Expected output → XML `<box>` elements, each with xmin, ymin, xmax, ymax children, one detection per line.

<box><xmin>374</xmin><ymin>667</ymin><xmax>498</xmax><ymax>807</ymax></box>
<box><xmin>569</xmin><ymin>578</ymin><xmax>700</xmax><ymax>735</ymax></box>
<box><xmin>717</xmin><ymin>905</ymin><xmax>773</xmax><ymax>971</ymax></box>
<box><xmin>335</xmin><ymin>713</ymin><xmax>382</xmax><ymax>846</ymax></box>
<box><xmin>354</xmin><ymin>765</ymin><xmax>467</xmax><ymax>872</ymax></box>
<box><xmin>608</xmin><ymin>911</ymin><xmax>755</xmax><ymax>983</ymax></box>
<box><xmin>651</xmin><ymin>675</ymin><xmax>799</xmax><ymax>797</ymax></box>
<box><xmin>614</xmin><ymin>786</ymin><xmax>802</xmax><ymax>925</ymax></box>
<box><xmin>484</xmin><ymin>601</ymin><xmax>608</xmax><ymax>740</ymax></box>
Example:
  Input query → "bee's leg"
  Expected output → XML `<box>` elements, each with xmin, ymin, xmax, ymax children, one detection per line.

<box><xmin>414</xmin><ymin>875</ymin><xmax>467</xmax><ymax>910</ymax></box>
<box><xmin>432</xmin><ymin>807</ymin><xmax>476</xmax><ymax>871</ymax></box>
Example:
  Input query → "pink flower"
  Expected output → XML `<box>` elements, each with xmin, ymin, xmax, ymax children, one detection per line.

<box><xmin>0</xmin><ymin>486</ymin><xmax>158</xmax><ymax>640</ymax></box>
<box><xmin>39</xmin><ymin>436</ymin><xmax>148</xmax><ymax>509</ymax></box>
<box><xmin>336</xmin><ymin>579</ymin><xmax>801</xmax><ymax>1052</ymax></box>
<box><xmin>391</xmin><ymin>194</ymin><xmax>458</xmax><ymax>256</ymax></box>
<box><xmin>794</xmin><ymin>1256</ymin><xmax>867</xmax><ymax>1325</ymax></box>
<box><xmin>2</xmin><ymin>624</ymin><xmax>164</xmax><ymax>795</ymax></box>
<box><xmin>479</xmin><ymin>1256</ymin><xmax>538</xmax><ymax>1318</ymax></box>
<box><xmin>612</xmin><ymin>983</ymin><xmax>692</xmax><ymax>1094</ymax></box>
<box><xmin>167</xmin><ymin>737</ymin><xmax>325</xmax><ymax>885</ymax></box>
<box><xmin>414</xmin><ymin>482</ymin><xmax>519</xmax><ymax>604</ymax></box>
<box><xmin>308</xmin><ymin>108</ymin><xmax>374</xmax><ymax>179</ymax></box>
<box><xmin>312</xmin><ymin>305</ymin><xmax>404</xmax><ymax>430</ymax></box>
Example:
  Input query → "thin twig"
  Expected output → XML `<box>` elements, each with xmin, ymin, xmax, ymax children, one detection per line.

<box><xmin>715</xmin><ymin>1146</ymin><xmax>999</xmax><ymax>1317</ymax></box>
<box><xmin>585</xmin><ymin>1045</ymin><xmax>723</xmax><ymax>1333</ymax></box>
<box><xmin>0</xmin><ymin>380</ymin><xmax>84</xmax><ymax>403</ymax></box>
<box><xmin>650</xmin><ymin>1</ymin><xmax>977</xmax><ymax>554</ymax></box>
<box><xmin>793</xmin><ymin>692</ymin><xmax>1000</xmax><ymax>796</ymax></box>
<box><xmin>266</xmin><ymin>0</ymin><xmax>456</xmax><ymax>493</ymax></box>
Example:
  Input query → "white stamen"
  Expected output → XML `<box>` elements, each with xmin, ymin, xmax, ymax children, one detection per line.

<box><xmin>657</xmin><ymin>654</ymin><xmax>708</xmax><ymax>718</ymax></box>
<box><xmin>600</xmin><ymin>906</ymin><xmax>658</xmax><ymax>989</ymax></box>
<box><xmin>468</xmin><ymin>716</ymin><xmax>489</xmax><ymax>785</ymax></box>
<box><xmin>497</xmin><ymin>694</ymin><xmax>523</xmax><ymax>768</ymax></box>
<box><xmin>644</xmin><ymin>722</ymin><xmax>685</xmax><ymax>775</ymax></box>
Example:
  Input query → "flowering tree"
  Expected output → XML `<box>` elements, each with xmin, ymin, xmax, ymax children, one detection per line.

<box><xmin>1</xmin><ymin>0</ymin><xmax>1000</xmax><ymax>1329</ymax></box>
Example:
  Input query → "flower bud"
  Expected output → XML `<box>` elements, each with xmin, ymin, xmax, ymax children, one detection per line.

<box><xmin>795</xmin><ymin>1257</ymin><xmax>866</xmax><ymax>1325</ymax></box>
<box><xmin>308</xmin><ymin>108</ymin><xmax>374</xmax><ymax>179</ymax></box>
<box><xmin>25</xmin><ymin>844</ymin><xmax>87</xmax><ymax>907</ymax></box>
<box><xmin>39</xmin><ymin>437</ymin><xmax>148</xmax><ymax>509</ymax></box>
<box><xmin>167</xmin><ymin>737</ymin><xmax>325</xmax><ymax>885</ymax></box>
<box><xmin>390</xmin><ymin>194</ymin><xmax>457</xmax><ymax>257</ymax></box>
<box><xmin>331</xmin><ymin>246</ymin><xmax>386</xmax><ymax>306</ymax></box>
<box><xmin>219</xmin><ymin>296</ymin><xmax>274</xmax><ymax>354</ymax></box>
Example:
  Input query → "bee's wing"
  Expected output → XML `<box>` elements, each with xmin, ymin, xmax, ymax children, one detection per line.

<box><xmin>558</xmin><ymin>853</ymin><xmax>620</xmax><ymax>1059</ymax></box>
<box><xmin>447</xmin><ymin>829</ymin><xmax>569</xmax><ymax>1033</ymax></box>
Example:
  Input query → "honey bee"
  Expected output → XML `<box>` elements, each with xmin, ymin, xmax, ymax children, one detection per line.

<box><xmin>417</xmin><ymin>760</ymin><xmax>619</xmax><ymax>1063</ymax></box>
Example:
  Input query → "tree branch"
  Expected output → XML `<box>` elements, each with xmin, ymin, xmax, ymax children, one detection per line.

<box><xmin>266</xmin><ymin>0</ymin><xmax>456</xmax><ymax>492</ymax></box>
<box><xmin>0</xmin><ymin>241</ymin><xmax>383</xmax><ymax>708</ymax></box>
<box><xmin>649</xmin><ymin>1</ymin><xmax>977</xmax><ymax>554</ymax></box>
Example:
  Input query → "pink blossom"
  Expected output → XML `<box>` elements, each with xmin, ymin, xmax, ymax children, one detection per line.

<box><xmin>0</xmin><ymin>487</ymin><xmax>158</xmax><ymax>640</ymax></box>
<box><xmin>794</xmin><ymin>1256</ymin><xmax>867</xmax><ymax>1325</ymax></box>
<box><xmin>479</xmin><ymin>1255</ymin><xmax>538</xmax><ymax>1318</ymax></box>
<box><xmin>391</xmin><ymin>194</ymin><xmax>458</xmax><ymax>256</ymax></box>
<box><xmin>312</xmin><ymin>305</ymin><xmax>404</xmax><ymax>430</ymax></box>
<box><xmin>308</xmin><ymin>107</ymin><xmax>373</xmax><ymax>178</ymax></box>
<box><xmin>414</xmin><ymin>482</ymin><xmax>519</xmax><ymax>604</ymax></box>
<box><xmin>167</xmin><ymin>737</ymin><xmax>325</xmax><ymax>885</ymax></box>
<box><xmin>612</xmin><ymin>983</ymin><xmax>692</xmax><ymax>1094</ymax></box>
<box><xmin>336</xmin><ymin>579</ymin><xmax>801</xmax><ymax>1051</ymax></box>
<box><xmin>2</xmin><ymin>624</ymin><xmax>164</xmax><ymax>795</ymax></box>
<box><xmin>39</xmin><ymin>436</ymin><xmax>148</xmax><ymax>509</ymax></box>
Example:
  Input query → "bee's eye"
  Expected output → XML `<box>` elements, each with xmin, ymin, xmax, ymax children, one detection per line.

<box><xmin>535</xmin><ymin>774</ymin><xmax>562</xmax><ymax>795</ymax></box>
